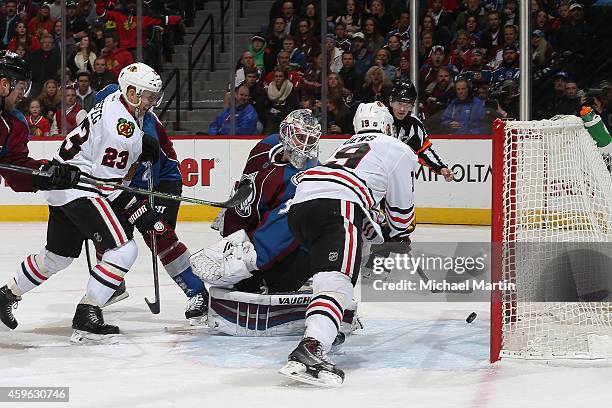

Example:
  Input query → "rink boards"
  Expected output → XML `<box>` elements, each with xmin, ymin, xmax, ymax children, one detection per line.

<box><xmin>0</xmin><ymin>135</ymin><xmax>492</xmax><ymax>224</ymax></box>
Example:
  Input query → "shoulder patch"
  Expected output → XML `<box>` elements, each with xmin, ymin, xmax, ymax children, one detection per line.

<box><xmin>117</xmin><ymin>118</ymin><xmax>135</xmax><ymax>138</ymax></box>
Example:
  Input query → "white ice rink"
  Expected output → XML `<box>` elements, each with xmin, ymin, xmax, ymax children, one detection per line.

<box><xmin>1</xmin><ymin>222</ymin><xmax>611</xmax><ymax>408</ymax></box>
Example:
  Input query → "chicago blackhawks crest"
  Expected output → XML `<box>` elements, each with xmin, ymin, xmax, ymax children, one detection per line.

<box><xmin>116</xmin><ymin>118</ymin><xmax>135</xmax><ymax>137</ymax></box>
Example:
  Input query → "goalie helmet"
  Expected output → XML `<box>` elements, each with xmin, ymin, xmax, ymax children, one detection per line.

<box><xmin>279</xmin><ymin>109</ymin><xmax>322</xmax><ymax>169</ymax></box>
<box><xmin>353</xmin><ymin>101</ymin><xmax>394</xmax><ymax>135</ymax></box>
<box><xmin>0</xmin><ymin>50</ymin><xmax>31</xmax><ymax>97</ymax></box>
<box><xmin>118</xmin><ymin>62</ymin><xmax>163</xmax><ymax>108</ymax></box>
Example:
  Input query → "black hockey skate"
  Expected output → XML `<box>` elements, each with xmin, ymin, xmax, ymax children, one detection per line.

<box><xmin>0</xmin><ymin>285</ymin><xmax>20</xmax><ymax>330</ymax></box>
<box><xmin>102</xmin><ymin>281</ymin><xmax>129</xmax><ymax>308</ymax></box>
<box><xmin>279</xmin><ymin>337</ymin><xmax>345</xmax><ymax>387</ymax></box>
<box><xmin>185</xmin><ymin>289</ymin><xmax>209</xmax><ymax>325</ymax></box>
<box><xmin>71</xmin><ymin>303</ymin><xmax>120</xmax><ymax>344</ymax></box>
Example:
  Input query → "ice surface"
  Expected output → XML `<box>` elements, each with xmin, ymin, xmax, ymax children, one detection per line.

<box><xmin>0</xmin><ymin>223</ymin><xmax>611</xmax><ymax>407</ymax></box>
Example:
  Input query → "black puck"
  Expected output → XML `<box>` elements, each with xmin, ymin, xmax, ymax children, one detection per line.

<box><xmin>466</xmin><ymin>312</ymin><xmax>477</xmax><ymax>323</ymax></box>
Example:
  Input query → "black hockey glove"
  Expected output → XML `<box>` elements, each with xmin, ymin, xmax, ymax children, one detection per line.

<box><xmin>381</xmin><ymin>222</ymin><xmax>412</xmax><ymax>243</ymax></box>
<box><xmin>33</xmin><ymin>161</ymin><xmax>81</xmax><ymax>191</ymax></box>
<box><xmin>139</xmin><ymin>133</ymin><xmax>160</xmax><ymax>164</ymax></box>
<box><xmin>125</xmin><ymin>197</ymin><xmax>169</xmax><ymax>236</ymax></box>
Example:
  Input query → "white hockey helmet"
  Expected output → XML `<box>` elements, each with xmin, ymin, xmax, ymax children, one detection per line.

<box><xmin>279</xmin><ymin>109</ymin><xmax>322</xmax><ymax>169</ymax></box>
<box><xmin>118</xmin><ymin>62</ymin><xmax>163</xmax><ymax>108</ymax></box>
<box><xmin>353</xmin><ymin>101</ymin><xmax>394</xmax><ymax>136</ymax></box>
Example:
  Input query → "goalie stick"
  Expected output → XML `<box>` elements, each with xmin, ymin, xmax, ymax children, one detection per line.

<box><xmin>0</xmin><ymin>162</ymin><xmax>253</xmax><ymax>208</ymax></box>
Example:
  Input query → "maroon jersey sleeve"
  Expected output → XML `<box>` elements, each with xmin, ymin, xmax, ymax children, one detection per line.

<box><xmin>153</xmin><ymin>114</ymin><xmax>177</xmax><ymax>160</ymax></box>
<box><xmin>222</xmin><ymin>141</ymin><xmax>274</xmax><ymax>237</ymax></box>
<box><xmin>0</xmin><ymin>114</ymin><xmax>44</xmax><ymax>192</ymax></box>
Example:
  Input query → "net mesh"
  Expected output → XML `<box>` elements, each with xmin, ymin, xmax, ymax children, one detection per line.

<box><xmin>500</xmin><ymin>116</ymin><xmax>612</xmax><ymax>359</ymax></box>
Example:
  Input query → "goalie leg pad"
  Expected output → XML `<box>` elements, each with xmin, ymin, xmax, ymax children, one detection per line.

<box><xmin>207</xmin><ymin>286</ymin><xmax>313</xmax><ymax>336</ymax></box>
<box><xmin>190</xmin><ymin>229</ymin><xmax>258</xmax><ymax>287</ymax></box>
<box><xmin>10</xmin><ymin>249</ymin><xmax>73</xmax><ymax>296</ymax></box>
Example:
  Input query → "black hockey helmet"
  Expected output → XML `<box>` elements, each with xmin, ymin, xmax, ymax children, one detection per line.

<box><xmin>390</xmin><ymin>79</ymin><xmax>417</xmax><ymax>104</ymax></box>
<box><xmin>0</xmin><ymin>50</ymin><xmax>32</xmax><ymax>96</ymax></box>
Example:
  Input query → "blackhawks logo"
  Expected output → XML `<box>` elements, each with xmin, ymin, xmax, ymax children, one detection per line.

<box><xmin>117</xmin><ymin>118</ymin><xmax>135</xmax><ymax>137</ymax></box>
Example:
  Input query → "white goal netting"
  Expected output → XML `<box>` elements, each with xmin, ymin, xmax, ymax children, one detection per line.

<box><xmin>499</xmin><ymin>116</ymin><xmax>612</xmax><ymax>359</ymax></box>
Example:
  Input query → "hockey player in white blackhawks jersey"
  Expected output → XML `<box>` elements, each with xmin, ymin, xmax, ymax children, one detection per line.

<box><xmin>0</xmin><ymin>63</ymin><xmax>163</xmax><ymax>342</ymax></box>
<box><xmin>279</xmin><ymin>101</ymin><xmax>419</xmax><ymax>386</ymax></box>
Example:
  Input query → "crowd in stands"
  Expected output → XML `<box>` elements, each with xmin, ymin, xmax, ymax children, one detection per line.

<box><xmin>2</xmin><ymin>0</ymin><xmax>190</xmax><ymax>137</ymax></box>
<box><xmin>209</xmin><ymin>0</ymin><xmax>612</xmax><ymax>136</ymax></box>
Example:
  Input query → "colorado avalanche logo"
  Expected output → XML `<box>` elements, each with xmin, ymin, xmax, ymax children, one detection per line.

<box><xmin>116</xmin><ymin>118</ymin><xmax>135</xmax><ymax>138</ymax></box>
<box><xmin>235</xmin><ymin>173</ymin><xmax>257</xmax><ymax>218</ymax></box>
<box><xmin>291</xmin><ymin>171</ymin><xmax>305</xmax><ymax>186</ymax></box>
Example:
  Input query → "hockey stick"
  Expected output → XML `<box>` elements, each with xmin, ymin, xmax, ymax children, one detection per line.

<box><xmin>143</xmin><ymin>163</ymin><xmax>161</xmax><ymax>315</ymax></box>
<box><xmin>0</xmin><ymin>162</ymin><xmax>252</xmax><ymax>208</ymax></box>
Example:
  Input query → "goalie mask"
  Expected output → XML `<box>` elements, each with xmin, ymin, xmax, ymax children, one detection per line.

<box><xmin>279</xmin><ymin>109</ymin><xmax>322</xmax><ymax>169</ymax></box>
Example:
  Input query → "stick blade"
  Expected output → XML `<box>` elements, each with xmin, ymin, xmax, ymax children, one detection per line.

<box><xmin>145</xmin><ymin>297</ymin><xmax>160</xmax><ymax>314</ymax></box>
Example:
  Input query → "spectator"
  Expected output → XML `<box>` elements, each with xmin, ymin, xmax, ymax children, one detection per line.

<box><xmin>90</xmin><ymin>57</ymin><xmax>116</xmax><ymax>91</ymax></box>
<box><xmin>366</xmin><ymin>0</ymin><xmax>393</xmax><ymax>36</ymax></box>
<box><xmin>427</xmin><ymin>0</ymin><xmax>455</xmax><ymax>30</ymax></box>
<box><xmin>27</xmin><ymin>2</ymin><xmax>55</xmax><ymax>41</ymax></box>
<box><xmin>351</xmin><ymin>32</ymin><xmax>373</xmax><ymax>76</ymax></box>
<box><xmin>263</xmin><ymin>50</ymin><xmax>304</xmax><ymax>88</ymax></box>
<box><xmin>301</xmin><ymin>52</ymin><xmax>323</xmax><ymax>100</ymax></box>
<box><xmin>266</xmin><ymin>17</ymin><xmax>287</xmax><ymax>55</ymax></box>
<box><xmin>90</xmin><ymin>20</ymin><xmax>105</xmax><ymax>51</ymax></box>
<box><xmin>102</xmin><ymin>33</ymin><xmax>134</xmax><ymax>78</ymax></box>
<box><xmin>303</xmin><ymin>1</ymin><xmax>322</xmax><ymax>37</ymax></box>
<box><xmin>421</xmin><ymin>13</ymin><xmax>451</xmax><ymax>52</ymax></box>
<box><xmin>395</xmin><ymin>52</ymin><xmax>411</xmax><ymax>82</ymax></box>
<box><xmin>78</xmin><ymin>0</ymin><xmax>99</xmax><ymax>27</ymax></box>
<box><xmin>556</xmin><ymin>2</ymin><xmax>593</xmax><ymax>56</ymax></box>
<box><xmin>453</xmin><ymin>0</ymin><xmax>488</xmax><ymax>32</ymax></box>
<box><xmin>441</xmin><ymin>78</ymin><xmax>486</xmax><ymax>134</ymax></box>
<box><xmin>362</xmin><ymin>17</ymin><xmax>384</xmax><ymax>54</ymax></box>
<box><xmin>14</xmin><ymin>44</ymin><xmax>26</xmax><ymax>60</ymax></box>
<box><xmin>263</xmin><ymin>68</ymin><xmax>299</xmax><ymax>133</ymax></box>
<box><xmin>233</xmin><ymin>51</ymin><xmax>263</xmax><ymax>89</ymax></box>
<box><xmin>374</xmin><ymin>48</ymin><xmax>396</xmax><ymax>81</ymax></box>
<box><xmin>357</xmin><ymin>65</ymin><xmax>392</xmax><ymax>103</ymax></box>
<box><xmin>420</xmin><ymin>45</ymin><xmax>458</xmax><ymax>90</ymax></box>
<box><xmin>25</xmin><ymin>99</ymin><xmax>50</xmax><ymax>138</ymax></box>
<box><xmin>326</xmin><ymin>72</ymin><xmax>352</xmax><ymax>106</ymax></box>
<box><xmin>335</xmin><ymin>22</ymin><xmax>352</xmax><ymax>52</ymax></box>
<box><xmin>384</xmin><ymin>35</ymin><xmax>402</xmax><ymax>67</ymax></box>
<box><xmin>75</xmin><ymin>71</ymin><xmax>96</xmax><ymax>112</ymax></box>
<box><xmin>386</xmin><ymin>10</ymin><xmax>411</xmax><ymax>51</ymax></box>
<box><xmin>449</xmin><ymin>30</ymin><xmax>474</xmax><ymax>71</ymax></box>
<box><xmin>325</xmin><ymin>34</ymin><xmax>343</xmax><ymax>73</ymax></box>
<box><xmin>492</xmin><ymin>25</ymin><xmax>518</xmax><ymax>68</ymax></box>
<box><xmin>7</xmin><ymin>21</ymin><xmax>40</xmax><ymax>53</ymax></box>
<box><xmin>65</xmin><ymin>0</ymin><xmax>88</xmax><ymax>42</ymax></box>
<box><xmin>479</xmin><ymin>10</ymin><xmax>503</xmax><ymax>62</ymax></box>
<box><xmin>326</xmin><ymin>96</ymin><xmax>353</xmax><ymax>134</ymax></box>
<box><xmin>335</xmin><ymin>0</ymin><xmax>363</xmax><ymax>36</ymax></box>
<box><xmin>534</xmin><ymin>9</ymin><xmax>553</xmax><ymax>39</ymax></box>
<box><xmin>208</xmin><ymin>85</ymin><xmax>258</xmax><ymax>135</ymax></box>
<box><xmin>0</xmin><ymin>0</ymin><xmax>20</xmax><ymax>48</ymax></box>
<box><xmin>37</xmin><ymin>79</ymin><xmax>61</xmax><ymax>123</ymax></box>
<box><xmin>282</xmin><ymin>36</ymin><xmax>310</xmax><ymax>72</ymax></box>
<box><xmin>51</xmin><ymin>19</ymin><xmax>73</xmax><ymax>51</ymax></box>
<box><xmin>26</xmin><ymin>33</ymin><xmax>61</xmax><ymax>97</ymax></box>
<box><xmin>464</xmin><ymin>15</ymin><xmax>482</xmax><ymax>49</ymax></box>
<box><xmin>495</xmin><ymin>79</ymin><xmax>519</xmax><ymax>120</ymax></box>
<box><xmin>461</xmin><ymin>48</ymin><xmax>492</xmax><ymax>86</ymax></box>
<box><xmin>280</xmin><ymin>1</ymin><xmax>298</xmax><ymax>36</ymax></box>
<box><xmin>490</xmin><ymin>45</ymin><xmax>520</xmax><ymax>84</ymax></box>
<box><xmin>68</xmin><ymin>35</ymin><xmax>97</xmax><ymax>77</ymax></box>
<box><xmin>62</xmin><ymin>67</ymin><xmax>76</xmax><ymax>88</ymax></box>
<box><xmin>418</xmin><ymin>30</ymin><xmax>435</xmax><ymax>66</ymax></box>
<box><xmin>535</xmin><ymin>71</ymin><xmax>570</xmax><ymax>119</ymax></box>
<box><xmin>556</xmin><ymin>79</ymin><xmax>581</xmax><ymax>115</ymax></box>
<box><xmin>502</xmin><ymin>0</ymin><xmax>518</xmax><ymax>26</ymax></box>
<box><xmin>531</xmin><ymin>29</ymin><xmax>553</xmax><ymax>70</ymax></box>
<box><xmin>50</xmin><ymin>86</ymin><xmax>87</xmax><ymax>136</ymax></box>
<box><xmin>248</xmin><ymin>32</ymin><xmax>275</xmax><ymax>74</ymax></box>
<box><xmin>242</xmin><ymin>67</ymin><xmax>267</xmax><ymax>121</ymax></box>
<box><xmin>339</xmin><ymin>51</ymin><xmax>364</xmax><ymax>93</ymax></box>
<box><xmin>295</xmin><ymin>19</ymin><xmax>320</xmax><ymax>62</ymax></box>
<box><xmin>423</xmin><ymin>66</ymin><xmax>455</xmax><ymax>120</ymax></box>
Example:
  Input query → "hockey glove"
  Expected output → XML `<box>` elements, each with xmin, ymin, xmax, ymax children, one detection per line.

<box><xmin>125</xmin><ymin>198</ymin><xmax>169</xmax><ymax>236</ymax></box>
<box><xmin>139</xmin><ymin>134</ymin><xmax>160</xmax><ymax>164</ymax></box>
<box><xmin>381</xmin><ymin>222</ymin><xmax>412</xmax><ymax>243</ymax></box>
<box><xmin>33</xmin><ymin>160</ymin><xmax>81</xmax><ymax>191</ymax></box>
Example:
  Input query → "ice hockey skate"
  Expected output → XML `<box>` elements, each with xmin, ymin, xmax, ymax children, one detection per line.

<box><xmin>70</xmin><ymin>304</ymin><xmax>120</xmax><ymax>344</ymax></box>
<box><xmin>0</xmin><ymin>285</ymin><xmax>20</xmax><ymax>330</ymax></box>
<box><xmin>185</xmin><ymin>289</ymin><xmax>209</xmax><ymax>326</ymax></box>
<box><xmin>279</xmin><ymin>337</ymin><xmax>345</xmax><ymax>387</ymax></box>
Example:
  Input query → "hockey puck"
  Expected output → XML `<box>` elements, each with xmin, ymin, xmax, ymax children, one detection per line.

<box><xmin>466</xmin><ymin>312</ymin><xmax>477</xmax><ymax>323</ymax></box>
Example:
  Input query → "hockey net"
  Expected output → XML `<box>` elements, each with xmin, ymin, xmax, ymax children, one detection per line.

<box><xmin>490</xmin><ymin>116</ymin><xmax>612</xmax><ymax>361</ymax></box>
